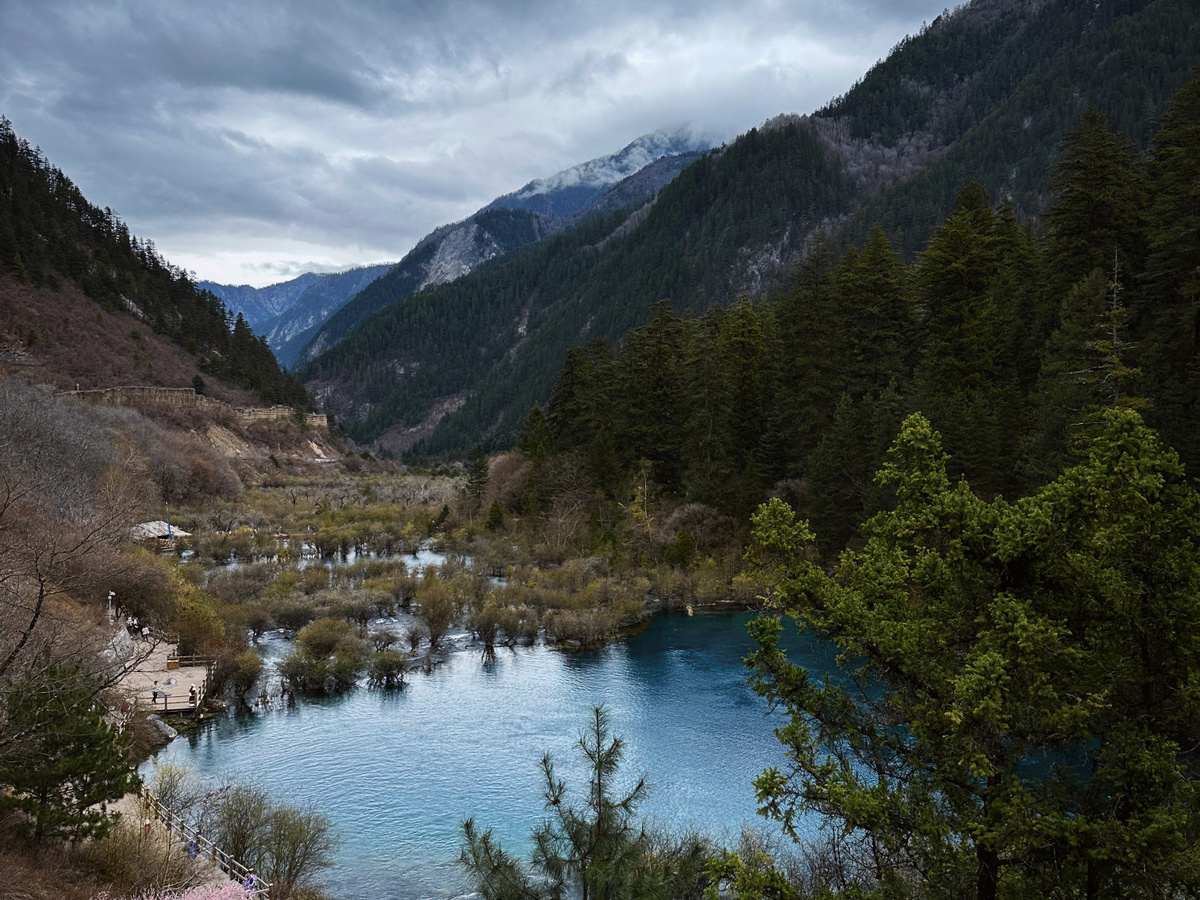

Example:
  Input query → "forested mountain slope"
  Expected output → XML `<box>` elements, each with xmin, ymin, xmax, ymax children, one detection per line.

<box><xmin>301</xmin><ymin>207</ymin><xmax>560</xmax><ymax>368</ymax></box>
<box><xmin>298</xmin><ymin>134</ymin><xmax>711</xmax><ymax>369</ymax></box>
<box><xmin>247</xmin><ymin>264</ymin><xmax>393</xmax><ymax>369</ymax></box>
<box><xmin>0</xmin><ymin>118</ymin><xmax>308</xmax><ymax>407</ymax></box>
<box><xmin>302</xmin><ymin>0</ymin><xmax>1200</xmax><ymax>458</ymax></box>
<box><xmin>824</xmin><ymin>0</ymin><xmax>1200</xmax><ymax>254</ymax></box>
<box><xmin>536</xmin><ymin>71</ymin><xmax>1200</xmax><ymax>551</ymax></box>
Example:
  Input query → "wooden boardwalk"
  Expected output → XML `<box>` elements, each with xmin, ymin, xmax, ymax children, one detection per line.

<box><xmin>114</xmin><ymin>629</ymin><xmax>213</xmax><ymax>716</ymax></box>
<box><xmin>142</xmin><ymin>788</ymin><xmax>272</xmax><ymax>898</ymax></box>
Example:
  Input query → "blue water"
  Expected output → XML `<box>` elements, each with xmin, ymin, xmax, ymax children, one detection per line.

<box><xmin>144</xmin><ymin>611</ymin><xmax>834</xmax><ymax>900</ymax></box>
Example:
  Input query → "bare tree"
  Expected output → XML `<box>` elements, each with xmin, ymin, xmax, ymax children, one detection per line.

<box><xmin>0</xmin><ymin>381</ymin><xmax>148</xmax><ymax>764</ymax></box>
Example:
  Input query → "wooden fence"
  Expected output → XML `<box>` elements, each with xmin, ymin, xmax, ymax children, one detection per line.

<box><xmin>142</xmin><ymin>788</ymin><xmax>272</xmax><ymax>898</ymax></box>
<box><xmin>155</xmin><ymin>652</ymin><xmax>215</xmax><ymax>715</ymax></box>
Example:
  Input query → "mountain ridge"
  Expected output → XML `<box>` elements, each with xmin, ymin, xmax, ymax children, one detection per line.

<box><xmin>485</xmin><ymin>127</ymin><xmax>715</xmax><ymax>218</ymax></box>
<box><xmin>199</xmin><ymin>273</ymin><xmax>322</xmax><ymax>327</ymax></box>
<box><xmin>297</xmin><ymin>0</ymin><xmax>1200</xmax><ymax>457</ymax></box>
<box><xmin>295</xmin><ymin>129</ymin><xmax>715</xmax><ymax>368</ymax></box>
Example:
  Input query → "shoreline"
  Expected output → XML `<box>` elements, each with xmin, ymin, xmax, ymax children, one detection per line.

<box><xmin>141</xmin><ymin>598</ymin><xmax>760</xmax><ymax>755</ymax></box>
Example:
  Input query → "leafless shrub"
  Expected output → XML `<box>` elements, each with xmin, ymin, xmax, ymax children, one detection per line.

<box><xmin>206</xmin><ymin>561</ymin><xmax>280</xmax><ymax>605</ymax></box>
<box><xmin>493</xmin><ymin>603</ymin><xmax>539</xmax><ymax>643</ymax></box>
<box><xmin>391</xmin><ymin>575</ymin><xmax>419</xmax><ymax>608</ymax></box>
<box><xmin>73</xmin><ymin>816</ymin><xmax>196</xmax><ymax>896</ymax></box>
<box><xmin>405</xmin><ymin>623</ymin><xmax>426</xmax><ymax>652</ymax></box>
<box><xmin>543</xmin><ymin>607</ymin><xmax>621</xmax><ymax>648</ymax></box>
<box><xmin>372</xmin><ymin>627</ymin><xmax>400</xmax><ymax>652</ymax></box>
<box><xmin>485</xmin><ymin>451</ymin><xmax>530</xmax><ymax>510</ymax></box>
<box><xmin>103</xmin><ymin>546</ymin><xmax>178</xmax><ymax>624</ymax></box>
<box><xmin>272</xmin><ymin>600</ymin><xmax>317</xmax><ymax>633</ymax></box>
<box><xmin>415</xmin><ymin>576</ymin><xmax>456</xmax><ymax>650</ymax></box>
<box><xmin>660</xmin><ymin>503</ymin><xmax>735</xmax><ymax>556</ymax></box>
<box><xmin>149</xmin><ymin>764</ymin><xmax>206</xmax><ymax>817</ymax></box>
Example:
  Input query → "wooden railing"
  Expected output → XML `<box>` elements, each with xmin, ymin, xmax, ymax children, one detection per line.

<box><xmin>167</xmin><ymin>652</ymin><xmax>216</xmax><ymax>669</ymax></box>
<box><xmin>154</xmin><ymin>653</ymin><xmax>215</xmax><ymax>714</ymax></box>
<box><xmin>142</xmin><ymin>788</ymin><xmax>272</xmax><ymax>898</ymax></box>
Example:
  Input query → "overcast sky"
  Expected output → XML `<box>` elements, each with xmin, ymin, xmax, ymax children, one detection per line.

<box><xmin>1</xmin><ymin>0</ymin><xmax>951</xmax><ymax>287</ymax></box>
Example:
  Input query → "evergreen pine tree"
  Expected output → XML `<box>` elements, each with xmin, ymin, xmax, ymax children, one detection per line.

<box><xmin>466</xmin><ymin>445</ymin><xmax>489</xmax><ymax>510</ymax></box>
<box><xmin>611</xmin><ymin>302</ymin><xmax>689</xmax><ymax>492</ymax></box>
<box><xmin>833</xmin><ymin>225</ymin><xmax>913</xmax><ymax>397</ymax></box>
<box><xmin>1138</xmin><ymin>70</ymin><xmax>1200</xmax><ymax>470</ymax></box>
<box><xmin>1044</xmin><ymin>107</ymin><xmax>1148</xmax><ymax>302</ymax></box>
<box><xmin>0</xmin><ymin>664</ymin><xmax>138</xmax><ymax>842</ymax></box>
<box><xmin>461</xmin><ymin>706</ymin><xmax>701</xmax><ymax>900</ymax></box>
<box><xmin>516</xmin><ymin>404</ymin><xmax>551</xmax><ymax>462</ymax></box>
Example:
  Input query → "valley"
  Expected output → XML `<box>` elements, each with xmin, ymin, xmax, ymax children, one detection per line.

<box><xmin>2</xmin><ymin>0</ymin><xmax>1200</xmax><ymax>898</ymax></box>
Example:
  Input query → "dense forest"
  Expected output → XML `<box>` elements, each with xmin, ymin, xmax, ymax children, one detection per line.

<box><xmin>300</xmin><ymin>0</ymin><xmax>1200</xmax><ymax>458</ymax></box>
<box><xmin>451</xmin><ymin>71</ymin><xmax>1200</xmax><ymax>900</ymax></box>
<box><xmin>302</xmin><ymin>120</ymin><xmax>858</xmax><ymax>451</ymax></box>
<box><xmin>530</xmin><ymin>71</ymin><xmax>1200</xmax><ymax>552</ymax></box>
<box><xmin>0</xmin><ymin>118</ymin><xmax>307</xmax><ymax>407</ymax></box>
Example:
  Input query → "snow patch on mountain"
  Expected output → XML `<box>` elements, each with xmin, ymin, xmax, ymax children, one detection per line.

<box><xmin>488</xmin><ymin>127</ymin><xmax>714</xmax><ymax>217</ymax></box>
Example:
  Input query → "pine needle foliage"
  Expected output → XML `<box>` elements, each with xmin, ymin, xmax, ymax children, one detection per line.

<box><xmin>461</xmin><ymin>706</ymin><xmax>704</xmax><ymax>900</ymax></box>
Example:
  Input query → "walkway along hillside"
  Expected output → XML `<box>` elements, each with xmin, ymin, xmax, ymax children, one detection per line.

<box><xmin>142</xmin><ymin>787</ymin><xmax>272</xmax><ymax>899</ymax></box>
<box><xmin>63</xmin><ymin>385</ymin><xmax>327</xmax><ymax>429</ymax></box>
<box><xmin>111</xmin><ymin>627</ymin><xmax>273</xmax><ymax>894</ymax></box>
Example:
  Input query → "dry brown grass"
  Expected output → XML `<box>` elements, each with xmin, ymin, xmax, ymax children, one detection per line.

<box><xmin>0</xmin><ymin>275</ymin><xmax>256</xmax><ymax>404</ymax></box>
<box><xmin>0</xmin><ymin>845</ymin><xmax>108</xmax><ymax>900</ymax></box>
<box><xmin>71</xmin><ymin>816</ymin><xmax>203</xmax><ymax>897</ymax></box>
<box><xmin>0</xmin><ymin>809</ymin><xmax>234</xmax><ymax>900</ymax></box>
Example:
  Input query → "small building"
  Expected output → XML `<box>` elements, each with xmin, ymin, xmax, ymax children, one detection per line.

<box><xmin>131</xmin><ymin>521</ymin><xmax>192</xmax><ymax>546</ymax></box>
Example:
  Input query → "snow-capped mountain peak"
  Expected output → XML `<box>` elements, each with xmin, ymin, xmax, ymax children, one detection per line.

<box><xmin>486</xmin><ymin>126</ymin><xmax>714</xmax><ymax>218</ymax></box>
<box><xmin>514</xmin><ymin>127</ymin><xmax>712</xmax><ymax>198</ymax></box>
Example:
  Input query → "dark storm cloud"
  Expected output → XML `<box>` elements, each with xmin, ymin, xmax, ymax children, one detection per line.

<box><xmin>0</xmin><ymin>0</ymin><xmax>952</xmax><ymax>284</ymax></box>
<box><xmin>6</xmin><ymin>2</ymin><xmax>386</xmax><ymax>107</ymax></box>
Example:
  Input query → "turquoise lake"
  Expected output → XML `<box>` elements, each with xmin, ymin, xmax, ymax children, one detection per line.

<box><xmin>143</xmin><ymin>610</ymin><xmax>835</xmax><ymax>900</ymax></box>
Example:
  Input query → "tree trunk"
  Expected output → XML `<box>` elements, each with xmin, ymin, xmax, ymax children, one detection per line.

<box><xmin>976</xmin><ymin>842</ymin><xmax>1000</xmax><ymax>900</ymax></box>
<box><xmin>1087</xmin><ymin>857</ymin><xmax>1101</xmax><ymax>900</ymax></box>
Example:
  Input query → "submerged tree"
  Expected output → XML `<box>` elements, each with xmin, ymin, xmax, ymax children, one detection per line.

<box><xmin>461</xmin><ymin>705</ymin><xmax>707</xmax><ymax>900</ymax></box>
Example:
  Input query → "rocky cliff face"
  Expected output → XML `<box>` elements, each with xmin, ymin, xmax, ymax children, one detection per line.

<box><xmin>421</xmin><ymin>221</ymin><xmax>508</xmax><ymax>287</ymax></box>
